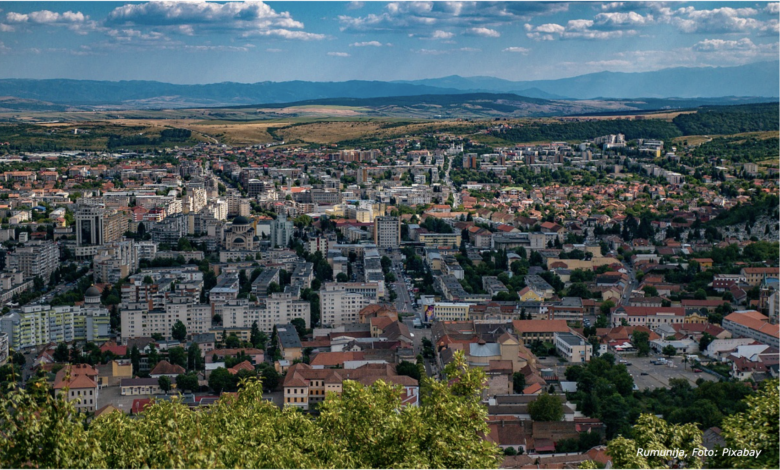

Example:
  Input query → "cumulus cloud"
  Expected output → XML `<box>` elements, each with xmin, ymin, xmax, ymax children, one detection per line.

<box><xmin>105</xmin><ymin>1</ymin><xmax>322</xmax><ymax>39</ymax></box>
<box><xmin>765</xmin><ymin>3</ymin><xmax>780</xmax><ymax>14</ymax></box>
<box><xmin>430</xmin><ymin>30</ymin><xmax>454</xmax><ymax>39</ymax></box>
<box><xmin>693</xmin><ymin>37</ymin><xmax>756</xmax><ymax>52</ymax></box>
<box><xmin>2</xmin><ymin>8</ymin><xmax>95</xmax><ymax>33</ymax></box>
<box><xmin>338</xmin><ymin>1</ymin><xmax>567</xmax><ymax>34</ymax></box>
<box><xmin>593</xmin><ymin>11</ymin><xmax>654</xmax><ymax>28</ymax></box>
<box><xmin>526</xmin><ymin>19</ymin><xmax>636</xmax><ymax>41</ymax></box>
<box><xmin>666</xmin><ymin>7</ymin><xmax>762</xmax><ymax>33</ymax></box>
<box><xmin>503</xmin><ymin>46</ymin><xmax>530</xmax><ymax>54</ymax></box>
<box><xmin>327</xmin><ymin>51</ymin><xmax>350</xmax><ymax>57</ymax></box>
<box><xmin>467</xmin><ymin>27</ymin><xmax>500</xmax><ymax>37</ymax></box>
<box><xmin>347</xmin><ymin>2</ymin><xmax>365</xmax><ymax>11</ymax></box>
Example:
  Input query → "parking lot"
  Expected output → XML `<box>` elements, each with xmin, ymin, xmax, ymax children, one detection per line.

<box><xmin>622</xmin><ymin>356</ymin><xmax>717</xmax><ymax>390</ymax></box>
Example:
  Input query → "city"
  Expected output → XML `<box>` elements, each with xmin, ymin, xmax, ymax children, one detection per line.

<box><xmin>0</xmin><ymin>1</ymin><xmax>778</xmax><ymax>469</ymax></box>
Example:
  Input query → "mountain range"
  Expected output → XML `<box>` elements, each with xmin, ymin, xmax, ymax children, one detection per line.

<box><xmin>0</xmin><ymin>61</ymin><xmax>776</xmax><ymax>110</ymax></box>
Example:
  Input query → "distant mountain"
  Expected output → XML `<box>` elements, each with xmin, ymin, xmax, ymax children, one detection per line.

<box><xmin>0</xmin><ymin>79</ymin><xmax>469</xmax><ymax>109</ymax></box>
<box><xmin>0</xmin><ymin>61</ymin><xmax>775</xmax><ymax>110</ymax></box>
<box><xmin>401</xmin><ymin>61</ymin><xmax>780</xmax><ymax>99</ymax></box>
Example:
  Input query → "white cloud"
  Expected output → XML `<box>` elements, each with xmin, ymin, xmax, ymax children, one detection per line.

<box><xmin>347</xmin><ymin>2</ymin><xmax>365</xmax><ymax>11</ymax></box>
<box><xmin>600</xmin><ymin>2</ymin><xmax>625</xmax><ymax>12</ymax></box>
<box><xmin>503</xmin><ymin>47</ymin><xmax>530</xmax><ymax>54</ymax></box>
<box><xmin>350</xmin><ymin>40</ymin><xmax>384</xmax><ymax>47</ymax></box>
<box><xmin>458</xmin><ymin>47</ymin><xmax>480</xmax><ymax>52</ymax></box>
<box><xmin>765</xmin><ymin>3</ymin><xmax>780</xmax><ymax>14</ymax></box>
<box><xmin>693</xmin><ymin>38</ymin><xmax>756</xmax><ymax>52</ymax></box>
<box><xmin>327</xmin><ymin>51</ymin><xmax>350</xmax><ymax>57</ymax></box>
<box><xmin>467</xmin><ymin>27</ymin><xmax>500</xmax><ymax>37</ymax></box>
<box><xmin>594</xmin><ymin>11</ymin><xmax>654</xmax><ymax>28</ymax></box>
<box><xmin>667</xmin><ymin>7</ymin><xmax>762</xmax><ymax>33</ymax></box>
<box><xmin>266</xmin><ymin>48</ymin><xmax>282</xmax><ymax>53</ymax></box>
<box><xmin>431</xmin><ymin>30</ymin><xmax>453</xmax><ymax>39</ymax></box>
<box><xmin>339</xmin><ymin>1</ymin><xmax>567</xmax><ymax>33</ymax></box>
<box><xmin>106</xmin><ymin>1</ymin><xmax>322</xmax><ymax>40</ymax></box>
<box><xmin>3</xmin><ymin>9</ymin><xmax>95</xmax><ymax>33</ymax></box>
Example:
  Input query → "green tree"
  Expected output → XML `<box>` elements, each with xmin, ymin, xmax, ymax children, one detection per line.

<box><xmin>250</xmin><ymin>321</ymin><xmax>267</xmax><ymax>349</ymax></box>
<box><xmin>593</xmin><ymin>414</ymin><xmax>705</xmax><ymax>469</ymax></box>
<box><xmin>599</xmin><ymin>300</ymin><xmax>615</xmax><ymax>316</ymax></box>
<box><xmin>336</xmin><ymin>273</ymin><xmax>349</xmax><ymax>282</ymax></box>
<box><xmin>662</xmin><ymin>345</ymin><xmax>677</xmax><ymax>357</ymax></box>
<box><xmin>633</xmin><ymin>331</ymin><xmax>651</xmax><ymax>357</ymax></box>
<box><xmin>171</xmin><ymin>320</ymin><xmax>187</xmax><ymax>342</ymax></box>
<box><xmin>694</xmin><ymin>289</ymin><xmax>707</xmax><ymax>300</ymax></box>
<box><xmin>168</xmin><ymin>347</ymin><xmax>187</xmax><ymax>368</ymax></box>
<box><xmin>208</xmin><ymin>367</ymin><xmax>236</xmax><ymax>394</ymax></box>
<box><xmin>130</xmin><ymin>345</ymin><xmax>141</xmax><ymax>375</ymax></box>
<box><xmin>528</xmin><ymin>392</ymin><xmax>564</xmax><ymax>421</ymax></box>
<box><xmin>187</xmin><ymin>343</ymin><xmax>203</xmax><ymax>371</ymax></box>
<box><xmin>710</xmin><ymin>379</ymin><xmax>778</xmax><ymax>469</ymax></box>
<box><xmin>396</xmin><ymin>361</ymin><xmax>421</xmax><ymax>381</ymax></box>
<box><xmin>698</xmin><ymin>332</ymin><xmax>714</xmax><ymax>353</ymax></box>
<box><xmin>512</xmin><ymin>372</ymin><xmax>526</xmax><ymax>394</ymax></box>
<box><xmin>256</xmin><ymin>362</ymin><xmax>281</xmax><ymax>391</ymax></box>
<box><xmin>53</xmin><ymin>342</ymin><xmax>70</xmax><ymax>363</ymax></box>
<box><xmin>175</xmin><ymin>373</ymin><xmax>199</xmax><ymax>393</ymax></box>
<box><xmin>158</xmin><ymin>376</ymin><xmax>172</xmax><ymax>394</ymax></box>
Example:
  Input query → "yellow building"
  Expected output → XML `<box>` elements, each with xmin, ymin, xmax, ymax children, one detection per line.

<box><xmin>418</xmin><ymin>232</ymin><xmax>462</xmax><ymax>248</ymax></box>
<box><xmin>518</xmin><ymin>287</ymin><xmax>544</xmax><ymax>302</ymax></box>
<box><xmin>433</xmin><ymin>302</ymin><xmax>471</xmax><ymax>321</ymax></box>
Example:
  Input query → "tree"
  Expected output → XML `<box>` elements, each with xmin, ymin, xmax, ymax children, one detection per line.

<box><xmin>130</xmin><ymin>345</ymin><xmax>141</xmax><ymax>375</ymax></box>
<box><xmin>256</xmin><ymin>362</ymin><xmax>281</xmax><ymax>391</ymax></box>
<box><xmin>53</xmin><ymin>342</ymin><xmax>70</xmax><ymax>363</ymax></box>
<box><xmin>694</xmin><ymin>289</ymin><xmax>707</xmax><ymax>300</ymax></box>
<box><xmin>171</xmin><ymin>320</ymin><xmax>187</xmax><ymax>342</ymax></box>
<box><xmin>225</xmin><ymin>333</ymin><xmax>240</xmax><ymax>349</ymax></box>
<box><xmin>710</xmin><ymin>379</ymin><xmax>778</xmax><ymax>469</ymax></box>
<box><xmin>512</xmin><ymin>372</ymin><xmax>526</xmax><ymax>394</ymax></box>
<box><xmin>592</xmin><ymin>414</ymin><xmax>705</xmax><ymax>469</ymax></box>
<box><xmin>528</xmin><ymin>393</ymin><xmax>563</xmax><ymax>422</ymax></box>
<box><xmin>595</xmin><ymin>315</ymin><xmax>609</xmax><ymax>328</ymax></box>
<box><xmin>158</xmin><ymin>376</ymin><xmax>172</xmax><ymax>394</ymax></box>
<box><xmin>208</xmin><ymin>367</ymin><xmax>236</xmax><ymax>394</ymax></box>
<box><xmin>396</xmin><ymin>361</ymin><xmax>421</xmax><ymax>381</ymax></box>
<box><xmin>599</xmin><ymin>300</ymin><xmax>615</xmax><ymax>316</ymax></box>
<box><xmin>176</xmin><ymin>373</ymin><xmax>199</xmax><ymax>393</ymax></box>
<box><xmin>698</xmin><ymin>332</ymin><xmax>714</xmax><ymax>353</ymax></box>
<box><xmin>187</xmin><ymin>343</ymin><xmax>203</xmax><ymax>371</ymax></box>
<box><xmin>662</xmin><ymin>345</ymin><xmax>677</xmax><ymax>357</ymax></box>
<box><xmin>250</xmin><ymin>321</ymin><xmax>267</xmax><ymax>349</ymax></box>
<box><xmin>633</xmin><ymin>331</ymin><xmax>651</xmax><ymax>357</ymax></box>
<box><xmin>336</xmin><ymin>273</ymin><xmax>349</xmax><ymax>282</ymax></box>
<box><xmin>0</xmin><ymin>352</ymin><xmax>500</xmax><ymax>469</ymax></box>
<box><xmin>290</xmin><ymin>318</ymin><xmax>308</xmax><ymax>339</ymax></box>
<box><xmin>168</xmin><ymin>347</ymin><xmax>187</xmax><ymax>368</ymax></box>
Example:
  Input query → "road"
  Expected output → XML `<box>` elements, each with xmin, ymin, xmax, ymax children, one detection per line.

<box><xmin>388</xmin><ymin>251</ymin><xmax>415</xmax><ymax>314</ymax></box>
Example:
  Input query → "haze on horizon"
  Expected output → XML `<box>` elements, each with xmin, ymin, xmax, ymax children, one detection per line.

<box><xmin>0</xmin><ymin>1</ymin><xmax>778</xmax><ymax>85</ymax></box>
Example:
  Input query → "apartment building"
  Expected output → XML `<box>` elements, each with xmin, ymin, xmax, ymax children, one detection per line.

<box><xmin>0</xmin><ymin>303</ymin><xmax>110</xmax><ymax>350</ymax></box>
<box><xmin>741</xmin><ymin>267</ymin><xmax>780</xmax><ymax>287</ymax></box>
<box><xmin>0</xmin><ymin>332</ymin><xmax>8</xmax><ymax>367</ymax></box>
<box><xmin>120</xmin><ymin>295</ymin><xmax>211</xmax><ymax>342</ymax></box>
<box><xmin>320</xmin><ymin>283</ymin><xmax>381</xmax><ymax>327</ymax></box>
<box><xmin>217</xmin><ymin>294</ymin><xmax>310</xmax><ymax>334</ymax></box>
<box><xmin>512</xmin><ymin>320</ymin><xmax>570</xmax><ymax>344</ymax></box>
<box><xmin>270</xmin><ymin>215</ymin><xmax>293</xmax><ymax>248</ymax></box>
<box><xmin>5</xmin><ymin>240</ymin><xmax>59</xmax><ymax>280</ymax></box>
<box><xmin>374</xmin><ymin>216</ymin><xmax>400</xmax><ymax>249</ymax></box>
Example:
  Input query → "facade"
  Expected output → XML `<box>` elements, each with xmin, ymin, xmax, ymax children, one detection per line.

<box><xmin>120</xmin><ymin>296</ymin><xmax>211</xmax><ymax>342</ymax></box>
<box><xmin>418</xmin><ymin>232</ymin><xmax>461</xmax><ymax>248</ymax></box>
<box><xmin>53</xmin><ymin>364</ymin><xmax>99</xmax><ymax>412</ymax></box>
<box><xmin>320</xmin><ymin>283</ymin><xmax>381</xmax><ymax>327</ymax></box>
<box><xmin>373</xmin><ymin>216</ymin><xmax>400</xmax><ymax>249</ymax></box>
<box><xmin>610</xmin><ymin>306</ymin><xmax>686</xmax><ymax>327</ymax></box>
<box><xmin>433</xmin><ymin>302</ymin><xmax>471</xmax><ymax>322</ymax></box>
<box><xmin>722</xmin><ymin>310</ymin><xmax>780</xmax><ymax>349</ymax></box>
<box><xmin>512</xmin><ymin>320</ymin><xmax>570</xmax><ymax>344</ymax></box>
<box><xmin>1</xmin><ymin>302</ymin><xmax>110</xmax><ymax>350</ymax></box>
<box><xmin>0</xmin><ymin>331</ymin><xmax>7</xmax><ymax>367</ymax></box>
<box><xmin>6</xmin><ymin>240</ymin><xmax>59</xmax><ymax>280</ymax></box>
<box><xmin>76</xmin><ymin>205</ymin><xmax>104</xmax><ymax>247</ymax></box>
<box><xmin>554</xmin><ymin>332</ymin><xmax>592</xmax><ymax>363</ymax></box>
<box><xmin>270</xmin><ymin>215</ymin><xmax>294</xmax><ymax>248</ymax></box>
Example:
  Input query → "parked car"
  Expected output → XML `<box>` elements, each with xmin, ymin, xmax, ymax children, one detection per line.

<box><xmin>640</xmin><ymin>372</ymin><xmax>649</xmax><ymax>376</ymax></box>
<box><xmin>693</xmin><ymin>368</ymin><xmax>703</xmax><ymax>373</ymax></box>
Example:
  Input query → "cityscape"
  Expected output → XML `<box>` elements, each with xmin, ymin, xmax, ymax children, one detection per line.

<box><xmin>0</xmin><ymin>1</ymin><xmax>778</xmax><ymax>469</ymax></box>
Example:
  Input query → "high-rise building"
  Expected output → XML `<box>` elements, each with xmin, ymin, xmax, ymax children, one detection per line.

<box><xmin>6</xmin><ymin>240</ymin><xmax>59</xmax><ymax>280</ymax></box>
<box><xmin>270</xmin><ymin>215</ymin><xmax>293</xmax><ymax>248</ymax></box>
<box><xmin>77</xmin><ymin>206</ymin><xmax>104</xmax><ymax>247</ymax></box>
<box><xmin>374</xmin><ymin>216</ymin><xmax>400</xmax><ymax>249</ymax></box>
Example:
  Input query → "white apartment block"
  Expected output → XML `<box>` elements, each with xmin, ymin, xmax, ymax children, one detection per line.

<box><xmin>218</xmin><ymin>293</ymin><xmax>310</xmax><ymax>334</ymax></box>
<box><xmin>320</xmin><ymin>282</ymin><xmax>381</xmax><ymax>327</ymax></box>
<box><xmin>0</xmin><ymin>305</ymin><xmax>110</xmax><ymax>350</ymax></box>
<box><xmin>374</xmin><ymin>216</ymin><xmax>400</xmax><ymax>249</ymax></box>
<box><xmin>120</xmin><ymin>295</ymin><xmax>211</xmax><ymax>342</ymax></box>
<box><xmin>6</xmin><ymin>240</ymin><xmax>59</xmax><ymax>280</ymax></box>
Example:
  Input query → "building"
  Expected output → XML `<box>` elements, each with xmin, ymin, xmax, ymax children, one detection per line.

<box><xmin>276</xmin><ymin>323</ymin><xmax>303</xmax><ymax>362</ymax></box>
<box><xmin>53</xmin><ymin>364</ymin><xmax>99</xmax><ymax>412</ymax></box>
<box><xmin>0</xmin><ymin>332</ymin><xmax>7</xmax><ymax>366</ymax></box>
<box><xmin>512</xmin><ymin>320</ymin><xmax>570</xmax><ymax>344</ymax></box>
<box><xmin>283</xmin><ymin>362</ymin><xmax>418</xmax><ymax>410</ymax></box>
<box><xmin>5</xmin><ymin>240</ymin><xmax>59</xmax><ymax>280</ymax></box>
<box><xmin>433</xmin><ymin>302</ymin><xmax>472</xmax><ymax>321</ymax></box>
<box><xmin>554</xmin><ymin>332</ymin><xmax>592</xmax><ymax>363</ymax></box>
<box><xmin>741</xmin><ymin>267</ymin><xmax>780</xmax><ymax>286</ymax></box>
<box><xmin>224</xmin><ymin>216</ymin><xmax>257</xmax><ymax>251</ymax></box>
<box><xmin>320</xmin><ymin>283</ymin><xmax>381</xmax><ymax>327</ymax></box>
<box><xmin>270</xmin><ymin>215</ymin><xmax>293</xmax><ymax>248</ymax></box>
<box><xmin>76</xmin><ymin>205</ymin><xmax>104</xmax><ymax>247</ymax></box>
<box><xmin>610</xmin><ymin>306</ymin><xmax>686</xmax><ymax>328</ymax></box>
<box><xmin>120</xmin><ymin>296</ymin><xmax>211</xmax><ymax>342</ymax></box>
<box><xmin>722</xmin><ymin>310</ymin><xmax>780</xmax><ymax>349</ymax></box>
<box><xmin>418</xmin><ymin>232</ymin><xmax>461</xmax><ymax>249</ymax></box>
<box><xmin>307</xmin><ymin>236</ymin><xmax>329</xmax><ymax>255</ymax></box>
<box><xmin>374</xmin><ymin>216</ymin><xmax>400</xmax><ymax>249</ymax></box>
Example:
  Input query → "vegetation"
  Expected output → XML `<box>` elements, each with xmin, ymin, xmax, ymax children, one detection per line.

<box><xmin>0</xmin><ymin>351</ymin><xmax>500</xmax><ymax>469</ymax></box>
<box><xmin>672</xmin><ymin>103</ymin><xmax>779</xmax><ymax>136</ymax></box>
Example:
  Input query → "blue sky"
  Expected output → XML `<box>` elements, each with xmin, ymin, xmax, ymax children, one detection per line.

<box><xmin>0</xmin><ymin>1</ymin><xmax>777</xmax><ymax>83</ymax></box>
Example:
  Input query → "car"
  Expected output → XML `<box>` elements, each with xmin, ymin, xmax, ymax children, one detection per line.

<box><xmin>625</xmin><ymin>362</ymin><xmax>633</xmax><ymax>366</ymax></box>
<box><xmin>640</xmin><ymin>372</ymin><xmax>649</xmax><ymax>376</ymax></box>
<box><xmin>693</xmin><ymin>368</ymin><xmax>703</xmax><ymax>373</ymax></box>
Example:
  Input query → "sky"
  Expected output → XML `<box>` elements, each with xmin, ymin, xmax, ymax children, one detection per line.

<box><xmin>0</xmin><ymin>1</ymin><xmax>777</xmax><ymax>83</ymax></box>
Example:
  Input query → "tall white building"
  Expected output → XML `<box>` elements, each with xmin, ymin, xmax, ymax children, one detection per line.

<box><xmin>319</xmin><ymin>282</ymin><xmax>381</xmax><ymax>327</ymax></box>
<box><xmin>270</xmin><ymin>215</ymin><xmax>293</xmax><ymax>248</ymax></box>
<box><xmin>374</xmin><ymin>216</ymin><xmax>400</xmax><ymax>249</ymax></box>
<box><xmin>120</xmin><ymin>294</ymin><xmax>211</xmax><ymax>342</ymax></box>
<box><xmin>6</xmin><ymin>240</ymin><xmax>59</xmax><ymax>280</ymax></box>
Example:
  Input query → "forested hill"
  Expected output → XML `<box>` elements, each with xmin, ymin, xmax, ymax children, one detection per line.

<box><xmin>492</xmin><ymin>102</ymin><xmax>778</xmax><ymax>143</ymax></box>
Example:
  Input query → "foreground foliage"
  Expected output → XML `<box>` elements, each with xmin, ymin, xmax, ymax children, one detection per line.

<box><xmin>0</xmin><ymin>351</ymin><xmax>500</xmax><ymax>469</ymax></box>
